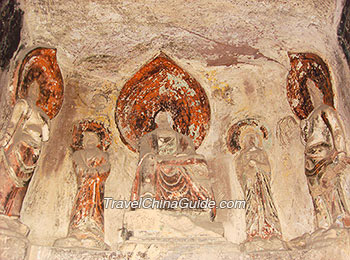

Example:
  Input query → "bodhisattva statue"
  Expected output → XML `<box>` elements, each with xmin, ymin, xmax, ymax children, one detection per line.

<box><xmin>54</xmin><ymin>131</ymin><xmax>111</xmax><ymax>250</ymax></box>
<box><xmin>0</xmin><ymin>82</ymin><xmax>50</xmax><ymax>217</ymax></box>
<box><xmin>235</xmin><ymin>127</ymin><xmax>282</xmax><ymax>242</ymax></box>
<box><xmin>131</xmin><ymin>112</ymin><xmax>216</xmax><ymax>220</ymax></box>
<box><xmin>301</xmin><ymin>79</ymin><xmax>350</xmax><ymax>229</ymax></box>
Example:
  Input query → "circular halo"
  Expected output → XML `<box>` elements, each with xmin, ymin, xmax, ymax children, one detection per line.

<box><xmin>71</xmin><ymin>119</ymin><xmax>112</xmax><ymax>152</ymax></box>
<box><xmin>226</xmin><ymin>118</ymin><xmax>268</xmax><ymax>155</ymax></box>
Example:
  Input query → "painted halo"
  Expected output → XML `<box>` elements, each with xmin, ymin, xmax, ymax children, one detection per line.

<box><xmin>227</xmin><ymin>118</ymin><xmax>268</xmax><ymax>155</ymax></box>
<box><xmin>16</xmin><ymin>47</ymin><xmax>64</xmax><ymax>119</ymax></box>
<box><xmin>286</xmin><ymin>52</ymin><xmax>334</xmax><ymax>120</ymax></box>
<box><xmin>115</xmin><ymin>54</ymin><xmax>211</xmax><ymax>152</ymax></box>
<box><xmin>71</xmin><ymin>119</ymin><xmax>112</xmax><ymax>152</ymax></box>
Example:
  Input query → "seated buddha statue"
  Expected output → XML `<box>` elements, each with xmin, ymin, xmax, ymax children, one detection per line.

<box><xmin>130</xmin><ymin>112</ymin><xmax>216</xmax><ymax>220</ymax></box>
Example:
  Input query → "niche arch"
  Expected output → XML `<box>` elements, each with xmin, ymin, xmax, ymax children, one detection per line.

<box><xmin>15</xmin><ymin>47</ymin><xmax>64</xmax><ymax>119</ymax></box>
<box><xmin>115</xmin><ymin>54</ymin><xmax>211</xmax><ymax>152</ymax></box>
<box><xmin>286</xmin><ymin>52</ymin><xmax>334</xmax><ymax>120</ymax></box>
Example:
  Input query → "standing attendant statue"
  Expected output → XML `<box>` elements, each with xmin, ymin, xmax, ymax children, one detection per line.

<box><xmin>0</xmin><ymin>82</ymin><xmax>50</xmax><ymax>216</ymax></box>
<box><xmin>55</xmin><ymin>131</ymin><xmax>111</xmax><ymax>250</ymax></box>
<box><xmin>301</xmin><ymin>79</ymin><xmax>350</xmax><ymax>229</ymax></box>
<box><xmin>235</xmin><ymin>127</ymin><xmax>282</xmax><ymax>241</ymax></box>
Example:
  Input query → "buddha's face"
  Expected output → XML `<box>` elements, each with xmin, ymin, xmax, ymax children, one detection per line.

<box><xmin>155</xmin><ymin>111</ymin><xmax>173</xmax><ymax>129</ymax></box>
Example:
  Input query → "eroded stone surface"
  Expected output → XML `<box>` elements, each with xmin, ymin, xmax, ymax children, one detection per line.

<box><xmin>0</xmin><ymin>215</ymin><xmax>29</xmax><ymax>260</ymax></box>
<box><xmin>27</xmin><ymin>229</ymin><xmax>350</xmax><ymax>260</ymax></box>
<box><xmin>0</xmin><ymin>0</ymin><xmax>349</xmax><ymax>259</ymax></box>
<box><xmin>124</xmin><ymin>209</ymin><xmax>224</xmax><ymax>241</ymax></box>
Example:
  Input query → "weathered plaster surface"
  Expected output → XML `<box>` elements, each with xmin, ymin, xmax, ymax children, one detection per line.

<box><xmin>0</xmin><ymin>0</ymin><xmax>349</xmax><ymax>258</ymax></box>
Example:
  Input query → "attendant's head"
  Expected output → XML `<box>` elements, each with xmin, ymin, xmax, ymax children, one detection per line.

<box><xmin>83</xmin><ymin>131</ymin><xmax>100</xmax><ymax>150</ymax></box>
<box><xmin>239</xmin><ymin>127</ymin><xmax>261</xmax><ymax>150</ymax></box>
<box><xmin>307</xmin><ymin>79</ymin><xmax>323</xmax><ymax>108</ymax></box>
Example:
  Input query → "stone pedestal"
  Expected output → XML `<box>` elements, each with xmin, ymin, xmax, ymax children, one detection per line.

<box><xmin>0</xmin><ymin>215</ymin><xmax>30</xmax><ymax>260</ymax></box>
<box><xmin>123</xmin><ymin>209</ymin><xmax>224</xmax><ymax>242</ymax></box>
<box><xmin>27</xmin><ymin>232</ymin><xmax>350</xmax><ymax>260</ymax></box>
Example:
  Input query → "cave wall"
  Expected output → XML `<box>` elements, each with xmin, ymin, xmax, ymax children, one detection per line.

<box><xmin>1</xmin><ymin>0</ymin><xmax>350</xmax><ymax>249</ymax></box>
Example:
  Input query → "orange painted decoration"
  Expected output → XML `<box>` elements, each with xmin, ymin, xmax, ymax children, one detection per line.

<box><xmin>70</xmin><ymin>158</ymin><xmax>109</xmax><ymax>234</ymax></box>
<box><xmin>115</xmin><ymin>54</ymin><xmax>210</xmax><ymax>152</ymax></box>
<box><xmin>68</xmin><ymin>120</ymin><xmax>111</xmax><ymax>237</ymax></box>
<box><xmin>0</xmin><ymin>48</ymin><xmax>64</xmax><ymax>216</ymax></box>
<box><xmin>71</xmin><ymin>120</ymin><xmax>112</xmax><ymax>152</ymax></box>
<box><xmin>286</xmin><ymin>53</ymin><xmax>334</xmax><ymax>120</ymax></box>
<box><xmin>16</xmin><ymin>48</ymin><xmax>64</xmax><ymax>119</ymax></box>
<box><xmin>131</xmin><ymin>157</ymin><xmax>216</xmax><ymax>220</ymax></box>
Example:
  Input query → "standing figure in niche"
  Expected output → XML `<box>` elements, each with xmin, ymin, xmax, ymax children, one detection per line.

<box><xmin>131</xmin><ymin>111</ymin><xmax>216</xmax><ymax>220</ymax></box>
<box><xmin>0</xmin><ymin>82</ymin><xmax>50</xmax><ymax>216</ymax></box>
<box><xmin>235</xmin><ymin>126</ymin><xmax>282</xmax><ymax>240</ymax></box>
<box><xmin>55</xmin><ymin>131</ymin><xmax>111</xmax><ymax>250</ymax></box>
<box><xmin>301</xmin><ymin>79</ymin><xmax>350</xmax><ymax>229</ymax></box>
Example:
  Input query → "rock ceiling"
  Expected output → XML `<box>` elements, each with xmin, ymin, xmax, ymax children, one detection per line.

<box><xmin>22</xmin><ymin>0</ymin><xmax>338</xmax><ymax>80</ymax></box>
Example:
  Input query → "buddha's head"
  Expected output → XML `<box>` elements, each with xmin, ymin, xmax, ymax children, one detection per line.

<box><xmin>27</xmin><ymin>80</ymin><xmax>41</xmax><ymax>105</ymax></box>
<box><xmin>155</xmin><ymin>111</ymin><xmax>173</xmax><ymax>129</ymax></box>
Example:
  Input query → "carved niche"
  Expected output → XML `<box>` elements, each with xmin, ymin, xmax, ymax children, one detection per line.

<box><xmin>115</xmin><ymin>54</ymin><xmax>216</xmax><ymax>219</ymax></box>
<box><xmin>286</xmin><ymin>53</ymin><xmax>350</xmax><ymax>229</ymax></box>
<box><xmin>0</xmin><ymin>48</ymin><xmax>64</xmax><ymax>217</ymax></box>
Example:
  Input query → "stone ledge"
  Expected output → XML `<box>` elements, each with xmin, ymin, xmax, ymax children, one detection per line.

<box><xmin>27</xmin><ymin>236</ymin><xmax>350</xmax><ymax>260</ymax></box>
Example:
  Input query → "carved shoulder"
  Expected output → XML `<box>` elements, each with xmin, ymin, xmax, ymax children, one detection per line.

<box><xmin>72</xmin><ymin>150</ymin><xmax>84</xmax><ymax>165</ymax></box>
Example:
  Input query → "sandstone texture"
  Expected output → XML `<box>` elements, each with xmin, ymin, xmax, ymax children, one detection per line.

<box><xmin>0</xmin><ymin>0</ymin><xmax>350</xmax><ymax>259</ymax></box>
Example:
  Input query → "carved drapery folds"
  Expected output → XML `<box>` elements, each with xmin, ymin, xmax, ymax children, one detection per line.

<box><xmin>54</xmin><ymin>120</ymin><xmax>111</xmax><ymax>250</ymax></box>
<box><xmin>228</xmin><ymin>119</ymin><xmax>282</xmax><ymax>240</ymax></box>
<box><xmin>0</xmin><ymin>47</ymin><xmax>64</xmax><ymax>216</ymax></box>
<box><xmin>131</xmin><ymin>112</ymin><xmax>216</xmax><ymax>220</ymax></box>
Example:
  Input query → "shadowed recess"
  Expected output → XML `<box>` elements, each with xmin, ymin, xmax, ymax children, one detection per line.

<box><xmin>16</xmin><ymin>48</ymin><xmax>64</xmax><ymax>119</ymax></box>
<box><xmin>338</xmin><ymin>0</ymin><xmax>350</xmax><ymax>67</ymax></box>
<box><xmin>286</xmin><ymin>52</ymin><xmax>334</xmax><ymax>120</ymax></box>
<box><xmin>115</xmin><ymin>53</ymin><xmax>210</xmax><ymax>152</ymax></box>
<box><xmin>0</xmin><ymin>0</ymin><xmax>23</xmax><ymax>69</ymax></box>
